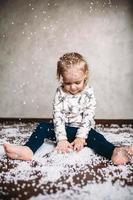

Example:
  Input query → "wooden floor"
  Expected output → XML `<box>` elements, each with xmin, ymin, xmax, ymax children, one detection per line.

<box><xmin>0</xmin><ymin>120</ymin><xmax>133</xmax><ymax>200</ymax></box>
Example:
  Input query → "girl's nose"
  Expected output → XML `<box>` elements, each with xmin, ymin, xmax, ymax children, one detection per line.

<box><xmin>70</xmin><ymin>84</ymin><xmax>77</xmax><ymax>90</ymax></box>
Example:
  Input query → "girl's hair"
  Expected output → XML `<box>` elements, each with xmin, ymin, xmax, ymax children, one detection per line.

<box><xmin>57</xmin><ymin>52</ymin><xmax>89</xmax><ymax>81</ymax></box>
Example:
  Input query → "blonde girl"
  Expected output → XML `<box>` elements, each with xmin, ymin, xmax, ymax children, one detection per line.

<box><xmin>4</xmin><ymin>52</ymin><xmax>133</xmax><ymax>165</ymax></box>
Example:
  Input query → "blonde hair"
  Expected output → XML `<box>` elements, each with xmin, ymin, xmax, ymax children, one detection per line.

<box><xmin>57</xmin><ymin>52</ymin><xmax>89</xmax><ymax>81</ymax></box>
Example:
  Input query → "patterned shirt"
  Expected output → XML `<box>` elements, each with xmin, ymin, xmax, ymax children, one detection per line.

<box><xmin>53</xmin><ymin>84</ymin><xmax>96</xmax><ymax>141</ymax></box>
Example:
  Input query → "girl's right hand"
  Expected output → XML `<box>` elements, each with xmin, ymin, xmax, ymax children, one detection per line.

<box><xmin>55</xmin><ymin>140</ymin><xmax>73</xmax><ymax>154</ymax></box>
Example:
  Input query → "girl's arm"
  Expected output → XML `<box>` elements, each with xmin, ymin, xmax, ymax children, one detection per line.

<box><xmin>53</xmin><ymin>88</ymin><xmax>67</xmax><ymax>142</ymax></box>
<box><xmin>76</xmin><ymin>87</ymin><xmax>96</xmax><ymax>139</ymax></box>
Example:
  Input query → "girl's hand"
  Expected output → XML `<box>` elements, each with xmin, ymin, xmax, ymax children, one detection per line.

<box><xmin>55</xmin><ymin>140</ymin><xmax>73</xmax><ymax>154</ymax></box>
<box><xmin>71</xmin><ymin>137</ymin><xmax>86</xmax><ymax>152</ymax></box>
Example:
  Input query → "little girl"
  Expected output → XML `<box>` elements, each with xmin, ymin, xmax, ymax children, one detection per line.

<box><xmin>4</xmin><ymin>52</ymin><xmax>133</xmax><ymax>165</ymax></box>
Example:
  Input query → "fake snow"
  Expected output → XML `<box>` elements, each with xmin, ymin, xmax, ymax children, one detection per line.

<box><xmin>30</xmin><ymin>181</ymin><xmax>133</xmax><ymax>200</ymax></box>
<box><xmin>0</xmin><ymin>123</ymin><xmax>133</xmax><ymax>200</ymax></box>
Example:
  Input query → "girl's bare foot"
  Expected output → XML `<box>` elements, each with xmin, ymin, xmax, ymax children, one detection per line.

<box><xmin>111</xmin><ymin>147</ymin><xmax>130</xmax><ymax>165</ymax></box>
<box><xmin>3</xmin><ymin>143</ymin><xmax>33</xmax><ymax>161</ymax></box>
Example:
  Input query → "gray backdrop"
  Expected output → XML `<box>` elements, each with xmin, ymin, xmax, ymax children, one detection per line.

<box><xmin>0</xmin><ymin>0</ymin><xmax>133</xmax><ymax>119</ymax></box>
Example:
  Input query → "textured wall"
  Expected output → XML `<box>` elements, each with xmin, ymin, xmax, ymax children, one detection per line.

<box><xmin>0</xmin><ymin>0</ymin><xmax>133</xmax><ymax>118</ymax></box>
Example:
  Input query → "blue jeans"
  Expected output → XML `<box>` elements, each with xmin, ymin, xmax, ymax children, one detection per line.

<box><xmin>24</xmin><ymin>122</ymin><xmax>115</xmax><ymax>160</ymax></box>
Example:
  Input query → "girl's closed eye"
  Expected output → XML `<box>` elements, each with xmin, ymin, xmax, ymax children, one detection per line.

<box><xmin>64</xmin><ymin>82</ymin><xmax>71</xmax><ymax>86</ymax></box>
<box><xmin>64</xmin><ymin>81</ymin><xmax>82</xmax><ymax>86</ymax></box>
<box><xmin>75</xmin><ymin>81</ymin><xmax>81</xmax><ymax>85</ymax></box>
<box><xmin>64</xmin><ymin>81</ymin><xmax>81</xmax><ymax>85</ymax></box>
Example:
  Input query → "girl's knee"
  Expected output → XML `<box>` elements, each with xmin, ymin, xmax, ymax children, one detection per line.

<box><xmin>88</xmin><ymin>129</ymin><xmax>105</xmax><ymax>141</ymax></box>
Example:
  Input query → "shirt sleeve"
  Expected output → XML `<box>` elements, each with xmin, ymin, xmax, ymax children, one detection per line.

<box><xmin>53</xmin><ymin>88</ymin><xmax>67</xmax><ymax>142</ymax></box>
<box><xmin>76</xmin><ymin>87</ymin><xmax>96</xmax><ymax>139</ymax></box>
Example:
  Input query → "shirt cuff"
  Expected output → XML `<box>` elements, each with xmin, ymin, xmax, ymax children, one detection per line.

<box><xmin>55</xmin><ymin>127</ymin><xmax>67</xmax><ymax>142</ymax></box>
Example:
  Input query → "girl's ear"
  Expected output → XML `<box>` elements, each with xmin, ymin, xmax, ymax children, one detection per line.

<box><xmin>84</xmin><ymin>72</ymin><xmax>88</xmax><ymax>80</ymax></box>
<box><xmin>85</xmin><ymin>70</ymin><xmax>89</xmax><ymax>79</ymax></box>
<box><xmin>84</xmin><ymin>70</ymin><xmax>88</xmax><ymax>84</ymax></box>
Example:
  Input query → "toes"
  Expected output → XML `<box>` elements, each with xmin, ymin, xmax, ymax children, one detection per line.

<box><xmin>3</xmin><ymin>144</ymin><xmax>11</xmax><ymax>154</ymax></box>
<box><xmin>3</xmin><ymin>143</ymin><xmax>13</xmax><ymax>153</ymax></box>
<box><xmin>127</xmin><ymin>147</ymin><xmax>133</xmax><ymax>155</ymax></box>
<box><xmin>121</xmin><ymin>146</ymin><xmax>133</xmax><ymax>156</ymax></box>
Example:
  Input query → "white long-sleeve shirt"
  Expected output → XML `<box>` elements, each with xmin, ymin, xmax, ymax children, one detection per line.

<box><xmin>53</xmin><ymin>84</ymin><xmax>96</xmax><ymax>141</ymax></box>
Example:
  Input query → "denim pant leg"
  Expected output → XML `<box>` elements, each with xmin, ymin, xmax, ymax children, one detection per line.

<box><xmin>86</xmin><ymin>128</ymin><xmax>115</xmax><ymax>160</ymax></box>
<box><xmin>66</xmin><ymin>126</ymin><xmax>77</xmax><ymax>142</ymax></box>
<box><xmin>24</xmin><ymin>122</ymin><xmax>56</xmax><ymax>153</ymax></box>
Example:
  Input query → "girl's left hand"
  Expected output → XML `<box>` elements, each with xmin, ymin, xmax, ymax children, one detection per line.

<box><xmin>71</xmin><ymin>137</ymin><xmax>86</xmax><ymax>152</ymax></box>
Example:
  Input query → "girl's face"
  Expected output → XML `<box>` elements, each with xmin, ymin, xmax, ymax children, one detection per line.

<box><xmin>62</xmin><ymin>67</ymin><xmax>87</xmax><ymax>95</ymax></box>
